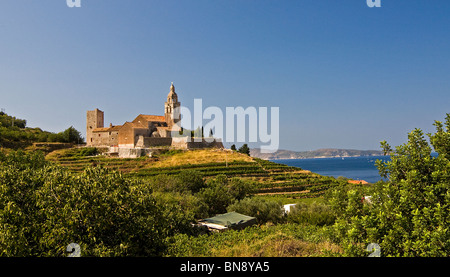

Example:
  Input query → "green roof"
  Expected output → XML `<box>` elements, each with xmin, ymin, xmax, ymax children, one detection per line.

<box><xmin>200</xmin><ymin>212</ymin><xmax>256</xmax><ymax>227</ymax></box>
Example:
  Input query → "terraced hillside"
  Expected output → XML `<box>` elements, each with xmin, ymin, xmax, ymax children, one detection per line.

<box><xmin>46</xmin><ymin>148</ymin><xmax>343</xmax><ymax>200</ymax></box>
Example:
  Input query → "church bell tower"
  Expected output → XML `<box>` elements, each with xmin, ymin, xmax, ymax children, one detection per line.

<box><xmin>165</xmin><ymin>82</ymin><xmax>181</xmax><ymax>128</ymax></box>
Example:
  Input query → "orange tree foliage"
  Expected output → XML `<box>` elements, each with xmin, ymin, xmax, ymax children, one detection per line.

<box><xmin>0</xmin><ymin>150</ymin><xmax>193</xmax><ymax>256</ymax></box>
<box><xmin>328</xmin><ymin>114</ymin><xmax>450</xmax><ymax>257</ymax></box>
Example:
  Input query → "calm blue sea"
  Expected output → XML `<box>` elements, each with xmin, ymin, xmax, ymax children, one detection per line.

<box><xmin>271</xmin><ymin>156</ymin><xmax>391</xmax><ymax>184</ymax></box>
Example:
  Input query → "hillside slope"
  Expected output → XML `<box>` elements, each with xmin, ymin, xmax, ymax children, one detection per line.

<box><xmin>48</xmin><ymin>148</ymin><xmax>351</xmax><ymax>200</ymax></box>
<box><xmin>0</xmin><ymin>111</ymin><xmax>83</xmax><ymax>150</ymax></box>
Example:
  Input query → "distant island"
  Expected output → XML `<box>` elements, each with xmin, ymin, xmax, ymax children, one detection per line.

<box><xmin>250</xmin><ymin>148</ymin><xmax>384</xmax><ymax>160</ymax></box>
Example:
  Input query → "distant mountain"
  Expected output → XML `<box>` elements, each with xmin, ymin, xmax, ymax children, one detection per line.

<box><xmin>250</xmin><ymin>148</ymin><xmax>384</xmax><ymax>160</ymax></box>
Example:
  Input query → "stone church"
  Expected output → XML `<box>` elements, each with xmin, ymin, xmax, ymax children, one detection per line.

<box><xmin>86</xmin><ymin>83</ymin><xmax>223</xmax><ymax>157</ymax></box>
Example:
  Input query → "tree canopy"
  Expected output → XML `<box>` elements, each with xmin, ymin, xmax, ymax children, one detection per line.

<box><xmin>238</xmin><ymin>144</ymin><xmax>250</xmax><ymax>156</ymax></box>
<box><xmin>0</xmin><ymin>112</ymin><xmax>84</xmax><ymax>148</ymax></box>
<box><xmin>0</xmin><ymin>151</ymin><xmax>192</xmax><ymax>256</ymax></box>
<box><xmin>329</xmin><ymin>113</ymin><xmax>450</xmax><ymax>257</ymax></box>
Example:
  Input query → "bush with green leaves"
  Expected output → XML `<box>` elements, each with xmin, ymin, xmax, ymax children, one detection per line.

<box><xmin>176</xmin><ymin>170</ymin><xmax>207</xmax><ymax>193</ymax></box>
<box><xmin>0</xmin><ymin>150</ymin><xmax>193</xmax><ymax>256</ymax></box>
<box><xmin>238</xmin><ymin>144</ymin><xmax>250</xmax><ymax>156</ymax></box>
<box><xmin>227</xmin><ymin>197</ymin><xmax>284</xmax><ymax>224</ymax></box>
<box><xmin>149</xmin><ymin>170</ymin><xmax>206</xmax><ymax>194</ymax></box>
<box><xmin>148</xmin><ymin>172</ymin><xmax>254</xmax><ymax>218</ymax></box>
<box><xmin>197</xmin><ymin>175</ymin><xmax>254</xmax><ymax>217</ymax></box>
<box><xmin>286</xmin><ymin>202</ymin><xmax>336</xmax><ymax>227</ymax></box>
<box><xmin>328</xmin><ymin>114</ymin><xmax>450</xmax><ymax>257</ymax></box>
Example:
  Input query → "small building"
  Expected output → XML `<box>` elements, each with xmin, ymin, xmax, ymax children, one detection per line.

<box><xmin>198</xmin><ymin>212</ymin><xmax>257</xmax><ymax>232</ymax></box>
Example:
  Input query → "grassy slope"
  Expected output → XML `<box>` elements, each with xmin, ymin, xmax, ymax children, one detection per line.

<box><xmin>146</xmin><ymin>149</ymin><xmax>254</xmax><ymax>167</ymax></box>
<box><xmin>47</xmin><ymin>147</ymin><xmax>344</xmax><ymax>201</ymax></box>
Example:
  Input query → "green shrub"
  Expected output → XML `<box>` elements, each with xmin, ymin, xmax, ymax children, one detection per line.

<box><xmin>149</xmin><ymin>170</ymin><xmax>206</xmax><ymax>194</ymax></box>
<box><xmin>176</xmin><ymin>170</ymin><xmax>206</xmax><ymax>193</ymax></box>
<box><xmin>286</xmin><ymin>202</ymin><xmax>336</xmax><ymax>226</ymax></box>
<box><xmin>227</xmin><ymin>197</ymin><xmax>284</xmax><ymax>224</ymax></box>
<box><xmin>197</xmin><ymin>179</ymin><xmax>233</xmax><ymax>216</ymax></box>
<box><xmin>0</xmin><ymin>150</ymin><xmax>193</xmax><ymax>257</ymax></box>
<box><xmin>77</xmin><ymin>147</ymin><xmax>98</xmax><ymax>157</ymax></box>
<box><xmin>328</xmin><ymin>114</ymin><xmax>450</xmax><ymax>257</ymax></box>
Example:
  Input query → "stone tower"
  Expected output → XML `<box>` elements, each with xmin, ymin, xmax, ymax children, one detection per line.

<box><xmin>86</xmin><ymin>108</ymin><xmax>104</xmax><ymax>146</ymax></box>
<box><xmin>165</xmin><ymin>82</ymin><xmax>181</xmax><ymax>128</ymax></box>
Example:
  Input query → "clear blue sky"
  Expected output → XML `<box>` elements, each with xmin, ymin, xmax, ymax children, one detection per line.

<box><xmin>1</xmin><ymin>0</ymin><xmax>450</xmax><ymax>151</ymax></box>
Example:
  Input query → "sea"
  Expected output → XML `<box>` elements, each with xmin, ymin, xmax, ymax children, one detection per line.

<box><xmin>271</xmin><ymin>156</ymin><xmax>391</xmax><ymax>184</ymax></box>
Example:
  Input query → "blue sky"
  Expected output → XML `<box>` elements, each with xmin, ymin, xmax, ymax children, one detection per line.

<box><xmin>1</xmin><ymin>0</ymin><xmax>450</xmax><ymax>151</ymax></box>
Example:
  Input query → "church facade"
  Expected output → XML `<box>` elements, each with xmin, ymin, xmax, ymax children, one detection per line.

<box><xmin>86</xmin><ymin>83</ymin><xmax>223</xmax><ymax>157</ymax></box>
